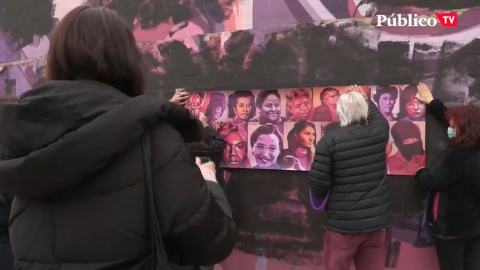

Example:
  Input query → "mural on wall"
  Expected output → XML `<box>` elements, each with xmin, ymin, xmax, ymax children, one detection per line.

<box><xmin>186</xmin><ymin>86</ymin><xmax>426</xmax><ymax>175</ymax></box>
<box><xmin>2</xmin><ymin>1</ymin><xmax>480</xmax><ymax>270</ymax></box>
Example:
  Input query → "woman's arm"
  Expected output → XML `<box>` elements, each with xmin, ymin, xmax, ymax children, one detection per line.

<box><xmin>417</xmin><ymin>83</ymin><xmax>448</xmax><ymax>125</ymax></box>
<box><xmin>416</xmin><ymin>149</ymin><xmax>456</xmax><ymax>190</ymax></box>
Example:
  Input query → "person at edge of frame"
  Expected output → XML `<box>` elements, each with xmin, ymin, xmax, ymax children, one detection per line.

<box><xmin>415</xmin><ymin>83</ymin><xmax>480</xmax><ymax>270</ymax></box>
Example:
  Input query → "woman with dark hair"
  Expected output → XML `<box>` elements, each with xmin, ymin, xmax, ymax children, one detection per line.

<box><xmin>415</xmin><ymin>83</ymin><xmax>480</xmax><ymax>270</ymax></box>
<box><xmin>280</xmin><ymin>121</ymin><xmax>316</xmax><ymax>171</ymax></box>
<box><xmin>373</xmin><ymin>85</ymin><xmax>398</xmax><ymax>121</ymax></box>
<box><xmin>250</xmin><ymin>123</ymin><xmax>283</xmax><ymax>169</ymax></box>
<box><xmin>251</xmin><ymin>89</ymin><xmax>285</xmax><ymax>125</ymax></box>
<box><xmin>398</xmin><ymin>84</ymin><xmax>426</xmax><ymax>121</ymax></box>
<box><xmin>0</xmin><ymin>6</ymin><xmax>235</xmax><ymax>270</ymax></box>
<box><xmin>205</xmin><ymin>92</ymin><xmax>227</xmax><ymax>125</ymax></box>
<box><xmin>227</xmin><ymin>90</ymin><xmax>255</xmax><ymax>137</ymax></box>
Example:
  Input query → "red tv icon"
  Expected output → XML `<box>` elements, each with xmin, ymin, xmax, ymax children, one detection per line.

<box><xmin>435</xmin><ymin>13</ymin><xmax>458</xmax><ymax>27</ymax></box>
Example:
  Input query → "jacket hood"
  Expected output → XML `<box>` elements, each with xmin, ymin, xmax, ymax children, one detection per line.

<box><xmin>0</xmin><ymin>80</ymin><xmax>201</xmax><ymax>200</ymax></box>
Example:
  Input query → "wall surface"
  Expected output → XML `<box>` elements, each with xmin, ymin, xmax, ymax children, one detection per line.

<box><xmin>2</xmin><ymin>0</ymin><xmax>480</xmax><ymax>269</ymax></box>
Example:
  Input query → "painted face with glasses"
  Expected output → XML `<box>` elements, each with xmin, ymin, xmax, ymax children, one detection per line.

<box><xmin>406</xmin><ymin>97</ymin><xmax>426</xmax><ymax>120</ymax></box>
<box><xmin>253</xmin><ymin>134</ymin><xmax>281</xmax><ymax>168</ymax></box>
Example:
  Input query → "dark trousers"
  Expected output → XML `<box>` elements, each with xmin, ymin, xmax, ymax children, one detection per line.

<box><xmin>434</xmin><ymin>236</ymin><xmax>480</xmax><ymax>270</ymax></box>
<box><xmin>323</xmin><ymin>229</ymin><xmax>388</xmax><ymax>270</ymax></box>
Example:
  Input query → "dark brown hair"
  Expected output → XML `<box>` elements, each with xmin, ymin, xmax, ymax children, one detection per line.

<box><xmin>46</xmin><ymin>6</ymin><xmax>144</xmax><ymax>97</ymax></box>
<box><xmin>446</xmin><ymin>105</ymin><xmax>480</xmax><ymax>148</ymax></box>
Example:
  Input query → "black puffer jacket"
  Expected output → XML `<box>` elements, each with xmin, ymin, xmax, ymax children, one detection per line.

<box><xmin>309</xmin><ymin>100</ymin><xmax>391</xmax><ymax>234</ymax></box>
<box><xmin>0</xmin><ymin>80</ymin><xmax>235</xmax><ymax>270</ymax></box>
<box><xmin>416</xmin><ymin>99</ymin><xmax>480</xmax><ymax>238</ymax></box>
<box><xmin>0</xmin><ymin>191</ymin><xmax>12</xmax><ymax>243</ymax></box>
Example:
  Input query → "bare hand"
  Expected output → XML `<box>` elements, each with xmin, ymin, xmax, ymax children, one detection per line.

<box><xmin>170</xmin><ymin>91</ymin><xmax>190</xmax><ymax>106</ymax></box>
<box><xmin>199</xmin><ymin>112</ymin><xmax>208</xmax><ymax>127</ymax></box>
<box><xmin>195</xmin><ymin>157</ymin><xmax>217</xmax><ymax>182</ymax></box>
<box><xmin>417</xmin><ymin>83</ymin><xmax>434</xmax><ymax>104</ymax></box>
<box><xmin>349</xmin><ymin>85</ymin><xmax>367</xmax><ymax>99</ymax></box>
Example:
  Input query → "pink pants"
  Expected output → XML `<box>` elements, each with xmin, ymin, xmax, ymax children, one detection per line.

<box><xmin>323</xmin><ymin>229</ymin><xmax>388</xmax><ymax>270</ymax></box>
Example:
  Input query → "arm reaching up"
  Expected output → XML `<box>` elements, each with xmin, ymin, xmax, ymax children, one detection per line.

<box><xmin>349</xmin><ymin>85</ymin><xmax>389</xmax><ymax>137</ymax></box>
<box><xmin>417</xmin><ymin>83</ymin><xmax>448</xmax><ymax>125</ymax></box>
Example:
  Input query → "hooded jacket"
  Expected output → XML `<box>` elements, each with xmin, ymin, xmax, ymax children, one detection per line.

<box><xmin>0</xmin><ymin>80</ymin><xmax>235</xmax><ymax>270</ymax></box>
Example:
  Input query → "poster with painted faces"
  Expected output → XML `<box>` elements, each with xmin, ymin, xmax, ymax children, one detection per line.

<box><xmin>189</xmin><ymin>85</ymin><xmax>426</xmax><ymax>175</ymax></box>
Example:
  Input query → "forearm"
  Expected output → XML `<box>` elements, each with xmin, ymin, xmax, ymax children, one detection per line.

<box><xmin>427</xmin><ymin>99</ymin><xmax>448</xmax><ymax>125</ymax></box>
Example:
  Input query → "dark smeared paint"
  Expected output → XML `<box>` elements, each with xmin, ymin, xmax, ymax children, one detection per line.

<box><xmin>0</xmin><ymin>0</ymin><xmax>54</xmax><ymax>48</ymax></box>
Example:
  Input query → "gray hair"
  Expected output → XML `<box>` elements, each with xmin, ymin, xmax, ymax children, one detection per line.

<box><xmin>336</xmin><ymin>91</ymin><xmax>368</xmax><ymax>127</ymax></box>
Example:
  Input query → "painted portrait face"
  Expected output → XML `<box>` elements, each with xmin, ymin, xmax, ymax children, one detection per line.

<box><xmin>259</xmin><ymin>94</ymin><xmax>281</xmax><ymax>122</ymax></box>
<box><xmin>290</xmin><ymin>96</ymin><xmax>311</xmax><ymax>121</ymax></box>
<box><xmin>379</xmin><ymin>93</ymin><xmax>396</xmax><ymax>114</ymax></box>
<box><xmin>298</xmin><ymin>126</ymin><xmax>316</xmax><ymax>149</ymax></box>
<box><xmin>323</xmin><ymin>90</ymin><xmax>339</xmax><ymax>107</ymax></box>
<box><xmin>188</xmin><ymin>93</ymin><xmax>202</xmax><ymax>108</ymax></box>
<box><xmin>234</xmin><ymin>97</ymin><xmax>253</xmax><ymax>121</ymax></box>
<box><xmin>406</xmin><ymin>97</ymin><xmax>426</xmax><ymax>119</ymax></box>
<box><xmin>209</xmin><ymin>106</ymin><xmax>223</xmax><ymax>121</ymax></box>
<box><xmin>223</xmin><ymin>131</ymin><xmax>247</xmax><ymax>168</ymax></box>
<box><xmin>253</xmin><ymin>134</ymin><xmax>281</xmax><ymax>168</ymax></box>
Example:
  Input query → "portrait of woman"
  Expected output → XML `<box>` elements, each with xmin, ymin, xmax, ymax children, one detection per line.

<box><xmin>251</xmin><ymin>89</ymin><xmax>285</xmax><ymax>134</ymax></box>
<box><xmin>205</xmin><ymin>92</ymin><xmax>227</xmax><ymax>125</ymax></box>
<box><xmin>286</xmin><ymin>88</ymin><xmax>312</xmax><ymax>121</ymax></box>
<box><xmin>398</xmin><ymin>85</ymin><xmax>426</xmax><ymax>121</ymax></box>
<box><xmin>249</xmin><ymin>123</ymin><xmax>283</xmax><ymax>169</ymax></box>
<box><xmin>373</xmin><ymin>85</ymin><xmax>399</xmax><ymax>121</ymax></box>
<box><xmin>221</xmin><ymin>128</ymin><xmax>250</xmax><ymax>168</ymax></box>
<box><xmin>280</xmin><ymin>121</ymin><xmax>316</xmax><ymax>171</ymax></box>
<box><xmin>227</xmin><ymin>90</ymin><xmax>256</xmax><ymax>137</ymax></box>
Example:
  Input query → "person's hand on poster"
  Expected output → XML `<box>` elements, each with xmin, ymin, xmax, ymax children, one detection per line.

<box><xmin>195</xmin><ymin>157</ymin><xmax>217</xmax><ymax>183</ymax></box>
<box><xmin>349</xmin><ymin>85</ymin><xmax>368</xmax><ymax>99</ymax></box>
<box><xmin>170</xmin><ymin>91</ymin><xmax>190</xmax><ymax>106</ymax></box>
<box><xmin>199</xmin><ymin>112</ymin><xmax>209</xmax><ymax>127</ymax></box>
<box><xmin>417</xmin><ymin>83</ymin><xmax>434</xmax><ymax>105</ymax></box>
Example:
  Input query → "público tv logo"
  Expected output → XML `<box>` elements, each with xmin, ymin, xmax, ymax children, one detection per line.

<box><xmin>376</xmin><ymin>13</ymin><xmax>458</xmax><ymax>27</ymax></box>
